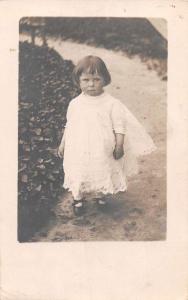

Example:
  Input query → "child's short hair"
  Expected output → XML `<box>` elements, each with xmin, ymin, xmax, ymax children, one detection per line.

<box><xmin>72</xmin><ymin>55</ymin><xmax>111</xmax><ymax>87</ymax></box>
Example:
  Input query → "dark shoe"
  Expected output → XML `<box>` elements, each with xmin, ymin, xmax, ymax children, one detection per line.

<box><xmin>96</xmin><ymin>199</ymin><xmax>107</xmax><ymax>211</ymax></box>
<box><xmin>72</xmin><ymin>200</ymin><xmax>85</xmax><ymax>216</ymax></box>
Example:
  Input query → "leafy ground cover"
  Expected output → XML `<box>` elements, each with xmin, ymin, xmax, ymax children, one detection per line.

<box><xmin>18</xmin><ymin>41</ymin><xmax>80</xmax><ymax>241</ymax></box>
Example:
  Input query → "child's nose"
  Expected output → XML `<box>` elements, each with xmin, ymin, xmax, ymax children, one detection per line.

<box><xmin>88</xmin><ymin>80</ymin><xmax>94</xmax><ymax>86</ymax></box>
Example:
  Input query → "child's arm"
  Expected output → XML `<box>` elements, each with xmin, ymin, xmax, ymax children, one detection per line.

<box><xmin>57</xmin><ymin>101</ymin><xmax>73</xmax><ymax>158</ymax></box>
<box><xmin>58</xmin><ymin>127</ymin><xmax>66</xmax><ymax>158</ymax></box>
<box><xmin>111</xmin><ymin>101</ymin><xmax>127</xmax><ymax>160</ymax></box>
<box><xmin>113</xmin><ymin>133</ymin><xmax>125</xmax><ymax>160</ymax></box>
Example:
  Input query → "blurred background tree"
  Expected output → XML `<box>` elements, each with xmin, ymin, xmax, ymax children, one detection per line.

<box><xmin>20</xmin><ymin>17</ymin><xmax>47</xmax><ymax>46</ymax></box>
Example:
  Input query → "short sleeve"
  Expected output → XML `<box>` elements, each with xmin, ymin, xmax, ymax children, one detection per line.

<box><xmin>111</xmin><ymin>101</ymin><xmax>126</xmax><ymax>134</ymax></box>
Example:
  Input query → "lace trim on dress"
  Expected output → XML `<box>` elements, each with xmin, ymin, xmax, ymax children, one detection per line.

<box><xmin>63</xmin><ymin>169</ymin><xmax>127</xmax><ymax>200</ymax></box>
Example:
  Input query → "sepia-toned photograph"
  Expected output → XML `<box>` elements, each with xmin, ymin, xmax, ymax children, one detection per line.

<box><xmin>18</xmin><ymin>17</ymin><xmax>167</xmax><ymax>242</ymax></box>
<box><xmin>1</xmin><ymin>1</ymin><xmax>188</xmax><ymax>299</ymax></box>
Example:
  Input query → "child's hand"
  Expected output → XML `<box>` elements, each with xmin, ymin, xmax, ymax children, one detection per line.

<box><xmin>57</xmin><ymin>144</ymin><xmax>64</xmax><ymax>158</ymax></box>
<box><xmin>113</xmin><ymin>144</ymin><xmax>124</xmax><ymax>160</ymax></box>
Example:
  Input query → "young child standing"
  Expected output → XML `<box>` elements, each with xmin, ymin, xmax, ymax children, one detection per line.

<box><xmin>58</xmin><ymin>55</ymin><xmax>156</xmax><ymax>216</ymax></box>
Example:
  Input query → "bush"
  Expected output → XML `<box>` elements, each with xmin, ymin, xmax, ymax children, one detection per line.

<box><xmin>18</xmin><ymin>41</ymin><xmax>80</xmax><ymax>241</ymax></box>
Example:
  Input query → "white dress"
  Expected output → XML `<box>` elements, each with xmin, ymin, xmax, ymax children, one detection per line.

<box><xmin>62</xmin><ymin>92</ymin><xmax>156</xmax><ymax>200</ymax></box>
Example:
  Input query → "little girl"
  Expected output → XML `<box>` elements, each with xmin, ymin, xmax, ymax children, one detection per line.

<box><xmin>58</xmin><ymin>55</ymin><xmax>156</xmax><ymax>216</ymax></box>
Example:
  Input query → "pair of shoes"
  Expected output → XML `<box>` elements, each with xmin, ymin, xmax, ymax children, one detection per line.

<box><xmin>72</xmin><ymin>200</ymin><xmax>85</xmax><ymax>216</ymax></box>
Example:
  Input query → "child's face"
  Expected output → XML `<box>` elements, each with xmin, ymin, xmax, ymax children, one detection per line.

<box><xmin>79</xmin><ymin>72</ymin><xmax>105</xmax><ymax>96</ymax></box>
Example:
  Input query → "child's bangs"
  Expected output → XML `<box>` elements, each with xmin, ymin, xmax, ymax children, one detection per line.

<box><xmin>80</xmin><ymin>58</ymin><xmax>103</xmax><ymax>76</ymax></box>
<box><xmin>73</xmin><ymin>55</ymin><xmax>111</xmax><ymax>86</ymax></box>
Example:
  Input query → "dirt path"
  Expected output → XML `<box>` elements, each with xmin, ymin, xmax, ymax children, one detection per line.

<box><xmin>20</xmin><ymin>35</ymin><xmax>166</xmax><ymax>241</ymax></box>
